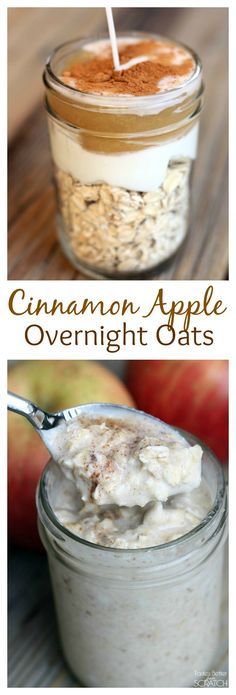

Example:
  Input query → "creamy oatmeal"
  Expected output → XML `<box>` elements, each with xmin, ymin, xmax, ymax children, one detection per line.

<box><xmin>46</xmin><ymin>412</ymin><xmax>209</xmax><ymax>549</ymax></box>
<box><xmin>37</xmin><ymin>405</ymin><xmax>227</xmax><ymax>687</ymax></box>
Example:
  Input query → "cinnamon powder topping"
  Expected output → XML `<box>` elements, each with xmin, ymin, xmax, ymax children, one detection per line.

<box><xmin>60</xmin><ymin>39</ymin><xmax>195</xmax><ymax>96</ymax></box>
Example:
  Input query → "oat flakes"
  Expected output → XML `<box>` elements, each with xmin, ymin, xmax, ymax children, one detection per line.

<box><xmin>55</xmin><ymin>158</ymin><xmax>192</xmax><ymax>275</ymax></box>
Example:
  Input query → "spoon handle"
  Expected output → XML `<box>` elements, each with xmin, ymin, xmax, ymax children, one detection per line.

<box><xmin>7</xmin><ymin>391</ymin><xmax>60</xmax><ymax>430</ymax></box>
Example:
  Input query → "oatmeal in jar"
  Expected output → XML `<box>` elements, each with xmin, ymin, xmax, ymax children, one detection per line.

<box><xmin>37</xmin><ymin>405</ymin><xmax>227</xmax><ymax>686</ymax></box>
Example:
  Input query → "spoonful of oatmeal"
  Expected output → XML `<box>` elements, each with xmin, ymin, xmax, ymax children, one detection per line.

<box><xmin>8</xmin><ymin>393</ymin><xmax>202</xmax><ymax>508</ymax></box>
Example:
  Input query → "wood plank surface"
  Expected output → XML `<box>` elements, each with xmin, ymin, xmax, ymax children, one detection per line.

<box><xmin>8</xmin><ymin>7</ymin><xmax>228</xmax><ymax>280</ymax></box>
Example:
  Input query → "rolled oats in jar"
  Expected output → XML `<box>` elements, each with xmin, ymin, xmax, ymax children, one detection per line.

<box><xmin>44</xmin><ymin>32</ymin><xmax>204</xmax><ymax>278</ymax></box>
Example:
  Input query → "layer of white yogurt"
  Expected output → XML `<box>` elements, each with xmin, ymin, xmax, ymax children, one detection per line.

<box><xmin>49</xmin><ymin>120</ymin><xmax>199</xmax><ymax>192</ymax></box>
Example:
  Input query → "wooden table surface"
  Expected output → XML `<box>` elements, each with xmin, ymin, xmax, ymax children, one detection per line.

<box><xmin>8</xmin><ymin>7</ymin><xmax>228</xmax><ymax>281</ymax></box>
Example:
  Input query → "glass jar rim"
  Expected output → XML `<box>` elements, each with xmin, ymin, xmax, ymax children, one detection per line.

<box><xmin>44</xmin><ymin>31</ymin><xmax>203</xmax><ymax>111</ymax></box>
<box><xmin>37</xmin><ymin>403</ymin><xmax>226</xmax><ymax>558</ymax></box>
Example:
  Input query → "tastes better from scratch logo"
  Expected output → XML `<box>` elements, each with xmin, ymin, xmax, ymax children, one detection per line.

<box><xmin>194</xmin><ymin>671</ymin><xmax>228</xmax><ymax>687</ymax></box>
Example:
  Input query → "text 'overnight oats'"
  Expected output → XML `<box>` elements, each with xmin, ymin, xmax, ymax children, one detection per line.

<box><xmin>37</xmin><ymin>405</ymin><xmax>227</xmax><ymax>687</ymax></box>
<box><xmin>49</xmin><ymin>412</ymin><xmax>210</xmax><ymax>549</ymax></box>
<box><xmin>44</xmin><ymin>33</ymin><xmax>204</xmax><ymax>277</ymax></box>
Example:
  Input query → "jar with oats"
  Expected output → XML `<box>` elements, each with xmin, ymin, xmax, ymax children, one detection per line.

<box><xmin>43</xmin><ymin>32</ymin><xmax>204</xmax><ymax>279</ymax></box>
<box><xmin>36</xmin><ymin>404</ymin><xmax>227</xmax><ymax>687</ymax></box>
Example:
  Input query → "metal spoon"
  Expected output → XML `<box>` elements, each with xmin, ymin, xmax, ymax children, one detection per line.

<box><xmin>7</xmin><ymin>394</ymin><xmax>138</xmax><ymax>460</ymax></box>
<box><xmin>7</xmin><ymin>391</ymin><xmax>84</xmax><ymax>458</ymax></box>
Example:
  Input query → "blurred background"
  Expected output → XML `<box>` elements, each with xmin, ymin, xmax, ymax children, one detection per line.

<box><xmin>8</xmin><ymin>7</ymin><xmax>228</xmax><ymax>281</ymax></box>
<box><xmin>8</xmin><ymin>359</ymin><xmax>228</xmax><ymax>686</ymax></box>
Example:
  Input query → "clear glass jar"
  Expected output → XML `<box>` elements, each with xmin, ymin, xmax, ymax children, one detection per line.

<box><xmin>36</xmin><ymin>404</ymin><xmax>227</xmax><ymax>687</ymax></box>
<box><xmin>43</xmin><ymin>33</ymin><xmax>204</xmax><ymax>279</ymax></box>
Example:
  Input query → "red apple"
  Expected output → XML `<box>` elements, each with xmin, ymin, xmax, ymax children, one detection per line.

<box><xmin>8</xmin><ymin>360</ymin><xmax>135</xmax><ymax>549</ymax></box>
<box><xmin>126</xmin><ymin>361</ymin><xmax>228</xmax><ymax>463</ymax></box>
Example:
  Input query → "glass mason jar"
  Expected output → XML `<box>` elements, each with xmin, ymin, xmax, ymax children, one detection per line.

<box><xmin>43</xmin><ymin>33</ymin><xmax>204</xmax><ymax>279</ymax></box>
<box><xmin>36</xmin><ymin>404</ymin><xmax>227</xmax><ymax>688</ymax></box>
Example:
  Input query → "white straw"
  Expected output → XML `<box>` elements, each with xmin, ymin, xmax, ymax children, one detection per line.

<box><xmin>118</xmin><ymin>55</ymin><xmax>149</xmax><ymax>71</ymax></box>
<box><xmin>105</xmin><ymin>7</ymin><xmax>120</xmax><ymax>70</ymax></box>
